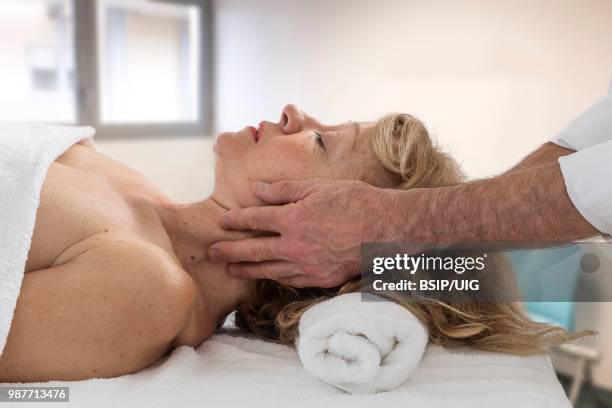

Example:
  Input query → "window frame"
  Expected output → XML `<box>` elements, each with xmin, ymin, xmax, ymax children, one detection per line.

<box><xmin>74</xmin><ymin>0</ymin><xmax>212</xmax><ymax>139</ymax></box>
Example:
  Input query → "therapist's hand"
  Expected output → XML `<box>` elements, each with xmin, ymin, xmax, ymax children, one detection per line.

<box><xmin>208</xmin><ymin>179</ymin><xmax>403</xmax><ymax>288</ymax></box>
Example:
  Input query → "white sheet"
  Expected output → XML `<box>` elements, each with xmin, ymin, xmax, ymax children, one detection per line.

<box><xmin>3</xmin><ymin>329</ymin><xmax>570</xmax><ymax>408</ymax></box>
<box><xmin>0</xmin><ymin>124</ymin><xmax>93</xmax><ymax>355</ymax></box>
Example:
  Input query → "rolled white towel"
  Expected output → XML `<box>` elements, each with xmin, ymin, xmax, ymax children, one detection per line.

<box><xmin>296</xmin><ymin>292</ymin><xmax>428</xmax><ymax>394</ymax></box>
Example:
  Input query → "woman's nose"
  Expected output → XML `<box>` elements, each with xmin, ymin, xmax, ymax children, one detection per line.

<box><xmin>280</xmin><ymin>104</ymin><xmax>304</xmax><ymax>134</ymax></box>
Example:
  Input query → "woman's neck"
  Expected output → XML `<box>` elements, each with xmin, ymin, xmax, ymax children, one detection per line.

<box><xmin>158</xmin><ymin>197</ymin><xmax>255</xmax><ymax>324</ymax></box>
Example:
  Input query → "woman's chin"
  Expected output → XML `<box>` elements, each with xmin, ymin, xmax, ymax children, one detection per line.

<box><xmin>213</xmin><ymin>131</ymin><xmax>253</xmax><ymax>159</ymax></box>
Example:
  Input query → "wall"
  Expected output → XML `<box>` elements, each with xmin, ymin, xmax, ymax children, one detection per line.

<box><xmin>97</xmin><ymin>136</ymin><xmax>215</xmax><ymax>203</ymax></box>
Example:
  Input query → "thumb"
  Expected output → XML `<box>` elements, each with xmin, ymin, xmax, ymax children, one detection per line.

<box><xmin>253</xmin><ymin>180</ymin><xmax>312</xmax><ymax>204</ymax></box>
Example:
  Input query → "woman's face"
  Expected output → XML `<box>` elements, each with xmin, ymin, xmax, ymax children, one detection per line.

<box><xmin>213</xmin><ymin>104</ymin><xmax>385</xmax><ymax>208</ymax></box>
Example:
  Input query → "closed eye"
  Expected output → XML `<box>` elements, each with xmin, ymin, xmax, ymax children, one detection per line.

<box><xmin>314</xmin><ymin>131</ymin><xmax>325</xmax><ymax>150</ymax></box>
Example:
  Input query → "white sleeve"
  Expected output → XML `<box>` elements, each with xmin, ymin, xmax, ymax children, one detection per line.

<box><xmin>551</xmin><ymin>80</ymin><xmax>612</xmax><ymax>150</ymax></box>
<box><xmin>558</xmin><ymin>141</ymin><xmax>612</xmax><ymax>235</ymax></box>
<box><xmin>549</xmin><ymin>80</ymin><xmax>612</xmax><ymax>234</ymax></box>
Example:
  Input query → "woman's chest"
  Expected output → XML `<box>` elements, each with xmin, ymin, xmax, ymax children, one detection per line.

<box><xmin>25</xmin><ymin>146</ymin><xmax>170</xmax><ymax>272</ymax></box>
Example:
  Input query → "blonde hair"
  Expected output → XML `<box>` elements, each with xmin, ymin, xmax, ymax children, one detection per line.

<box><xmin>371</xmin><ymin>113</ymin><xmax>463</xmax><ymax>188</ymax></box>
<box><xmin>235</xmin><ymin>113</ymin><xmax>593</xmax><ymax>355</ymax></box>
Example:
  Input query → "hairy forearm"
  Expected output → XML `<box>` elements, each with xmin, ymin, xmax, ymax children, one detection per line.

<box><xmin>392</xmin><ymin>143</ymin><xmax>599</xmax><ymax>246</ymax></box>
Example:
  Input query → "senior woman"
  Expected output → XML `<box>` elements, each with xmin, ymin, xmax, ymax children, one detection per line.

<box><xmin>0</xmin><ymin>105</ymin><xmax>577</xmax><ymax>382</ymax></box>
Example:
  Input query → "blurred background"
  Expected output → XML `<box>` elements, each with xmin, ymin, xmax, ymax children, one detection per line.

<box><xmin>0</xmin><ymin>0</ymin><xmax>611</xmax><ymax>405</ymax></box>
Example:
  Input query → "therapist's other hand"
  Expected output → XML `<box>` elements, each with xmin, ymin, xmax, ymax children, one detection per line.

<box><xmin>208</xmin><ymin>179</ymin><xmax>401</xmax><ymax>288</ymax></box>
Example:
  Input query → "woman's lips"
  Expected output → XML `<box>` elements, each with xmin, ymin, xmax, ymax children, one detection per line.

<box><xmin>257</xmin><ymin>121</ymin><xmax>265</xmax><ymax>140</ymax></box>
<box><xmin>248</xmin><ymin>126</ymin><xmax>259</xmax><ymax>142</ymax></box>
<box><xmin>247</xmin><ymin>122</ymin><xmax>265</xmax><ymax>143</ymax></box>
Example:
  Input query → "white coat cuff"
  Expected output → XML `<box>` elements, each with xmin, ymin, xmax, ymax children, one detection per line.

<box><xmin>558</xmin><ymin>141</ymin><xmax>612</xmax><ymax>234</ymax></box>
